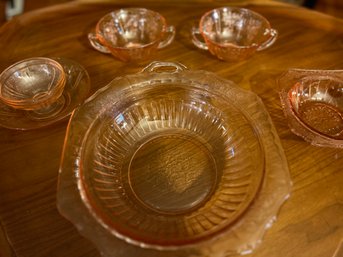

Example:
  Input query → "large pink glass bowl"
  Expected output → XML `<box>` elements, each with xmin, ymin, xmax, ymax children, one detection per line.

<box><xmin>57</xmin><ymin>62</ymin><xmax>291</xmax><ymax>257</ymax></box>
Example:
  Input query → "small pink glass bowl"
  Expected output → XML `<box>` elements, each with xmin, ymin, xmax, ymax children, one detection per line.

<box><xmin>192</xmin><ymin>7</ymin><xmax>278</xmax><ymax>62</ymax></box>
<box><xmin>0</xmin><ymin>57</ymin><xmax>66</xmax><ymax>111</ymax></box>
<box><xmin>279</xmin><ymin>69</ymin><xmax>343</xmax><ymax>148</ymax></box>
<box><xmin>88</xmin><ymin>8</ymin><xmax>175</xmax><ymax>62</ymax></box>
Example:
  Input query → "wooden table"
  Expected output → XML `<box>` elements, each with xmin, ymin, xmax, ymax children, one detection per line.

<box><xmin>0</xmin><ymin>1</ymin><xmax>342</xmax><ymax>257</ymax></box>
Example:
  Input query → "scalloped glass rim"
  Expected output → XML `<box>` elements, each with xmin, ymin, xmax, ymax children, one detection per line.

<box><xmin>57</xmin><ymin>62</ymin><xmax>291</xmax><ymax>257</ymax></box>
<box><xmin>278</xmin><ymin>68</ymin><xmax>343</xmax><ymax>148</ymax></box>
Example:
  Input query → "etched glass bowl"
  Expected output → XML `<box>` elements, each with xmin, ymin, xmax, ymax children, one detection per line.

<box><xmin>58</xmin><ymin>62</ymin><xmax>291</xmax><ymax>257</ymax></box>
<box><xmin>79</xmin><ymin>80</ymin><xmax>264</xmax><ymax>247</ymax></box>
<box><xmin>0</xmin><ymin>57</ymin><xmax>66</xmax><ymax>110</ymax></box>
<box><xmin>88</xmin><ymin>8</ymin><xmax>175</xmax><ymax>62</ymax></box>
<box><xmin>192</xmin><ymin>7</ymin><xmax>278</xmax><ymax>61</ymax></box>
<box><xmin>279</xmin><ymin>69</ymin><xmax>343</xmax><ymax>148</ymax></box>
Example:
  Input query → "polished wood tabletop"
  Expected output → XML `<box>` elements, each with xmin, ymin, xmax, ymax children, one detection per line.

<box><xmin>0</xmin><ymin>1</ymin><xmax>342</xmax><ymax>257</ymax></box>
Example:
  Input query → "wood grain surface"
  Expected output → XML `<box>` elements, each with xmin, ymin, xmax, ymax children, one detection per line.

<box><xmin>0</xmin><ymin>1</ymin><xmax>342</xmax><ymax>257</ymax></box>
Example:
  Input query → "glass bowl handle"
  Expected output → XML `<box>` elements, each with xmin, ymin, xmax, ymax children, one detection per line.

<box><xmin>142</xmin><ymin>61</ymin><xmax>188</xmax><ymax>73</ymax></box>
<box><xmin>158</xmin><ymin>26</ymin><xmax>176</xmax><ymax>49</ymax></box>
<box><xmin>88</xmin><ymin>32</ymin><xmax>111</xmax><ymax>54</ymax></box>
<box><xmin>191</xmin><ymin>27</ymin><xmax>208</xmax><ymax>50</ymax></box>
<box><xmin>257</xmin><ymin>28</ymin><xmax>278</xmax><ymax>51</ymax></box>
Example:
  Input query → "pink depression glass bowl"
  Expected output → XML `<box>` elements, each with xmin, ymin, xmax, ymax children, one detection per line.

<box><xmin>57</xmin><ymin>62</ymin><xmax>291</xmax><ymax>257</ymax></box>
<box><xmin>192</xmin><ymin>7</ymin><xmax>278</xmax><ymax>62</ymax></box>
<box><xmin>0</xmin><ymin>57</ymin><xmax>66</xmax><ymax>110</ymax></box>
<box><xmin>279</xmin><ymin>69</ymin><xmax>343</xmax><ymax>148</ymax></box>
<box><xmin>89</xmin><ymin>8</ymin><xmax>175</xmax><ymax>62</ymax></box>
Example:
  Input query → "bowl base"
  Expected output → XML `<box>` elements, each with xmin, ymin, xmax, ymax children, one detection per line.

<box><xmin>298</xmin><ymin>101</ymin><xmax>343</xmax><ymax>139</ymax></box>
<box><xmin>25</xmin><ymin>94</ymin><xmax>68</xmax><ymax>121</ymax></box>
<box><xmin>128</xmin><ymin>131</ymin><xmax>218</xmax><ymax>215</ymax></box>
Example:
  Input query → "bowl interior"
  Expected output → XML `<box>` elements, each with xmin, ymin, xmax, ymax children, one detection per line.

<box><xmin>289</xmin><ymin>76</ymin><xmax>343</xmax><ymax>139</ymax></box>
<box><xmin>78</xmin><ymin>81</ymin><xmax>265</xmax><ymax>247</ymax></box>
<box><xmin>200</xmin><ymin>7</ymin><xmax>270</xmax><ymax>47</ymax></box>
<box><xmin>97</xmin><ymin>8</ymin><xmax>165</xmax><ymax>48</ymax></box>
<box><xmin>0</xmin><ymin>58</ymin><xmax>65</xmax><ymax>109</ymax></box>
